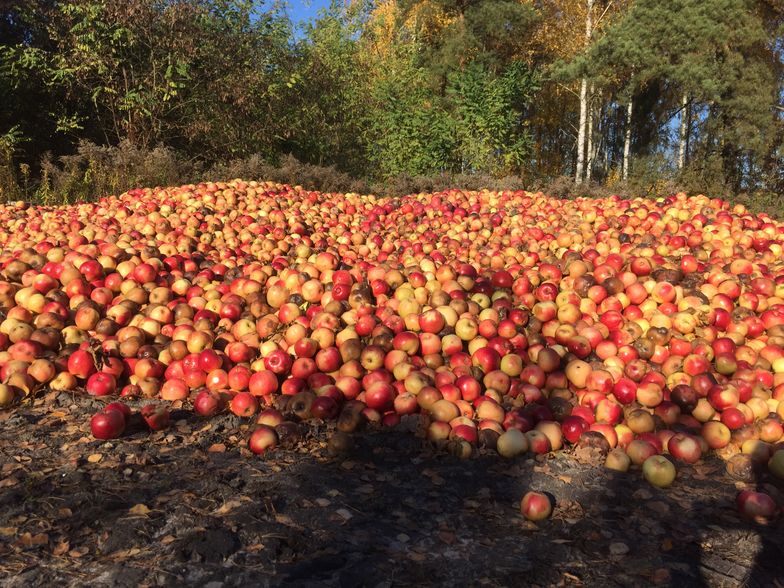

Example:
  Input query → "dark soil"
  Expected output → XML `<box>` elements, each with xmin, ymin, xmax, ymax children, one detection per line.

<box><xmin>1</xmin><ymin>393</ymin><xmax>783</xmax><ymax>588</ymax></box>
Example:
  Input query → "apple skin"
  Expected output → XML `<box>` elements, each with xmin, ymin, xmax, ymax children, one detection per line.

<box><xmin>702</xmin><ymin>421</ymin><xmax>732</xmax><ymax>449</ymax></box>
<box><xmin>737</xmin><ymin>490</ymin><xmax>778</xmax><ymax>522</ymax></box>
<box><xmin>249</xmin><ymin>425</ymin><xmax>278</xmax><ymax>454</ymax></box>
<box><xmin>520</xmin><ymin>491</ymin><xmax>553</xmax><ymax>521</ymax></box>
<box><xmin>561</xmin><ymin>416</ymin><xmax>589</xmax><ymax>444</ymax></box>
<box><xmin>230</xmin><ymin>391</ymin><xmax>260</xmax><ymax>417</ymax></box>
<box><xmin>605</xmin><ymin>448</ymin><xmax>631</xmax><ymax>471</ymax></box>
<box><xmin>7</xmin><ymin>177</ymin><xmax>784</xmax><ymax>475</ymax></box>
<box><xmin>642</xmin><ymin>455</ymin><xmax>676</xmax><ymax>488</ymax></box>
<box><xmin>194</xmin><ymin>389</ymin><xmax>224</xmax><ymax>417</ymax></box>
<box><xmin>496</xmin><ymin>428</ymin><xmax>529</xmax><ymax>458</ymax></box>
<box><xmin>140</xmin><ymin>403</ymin><xmax>170</xmax><ymax>431</ymax></box>
<box><xmin>769</xmin><ymin>450</ymin><xmax>784</xmax><ymax>479</ymax></box>
<box><xmin>104</xmin><ymin>401</ymin><xmax>131</xmax><ymax>423</ymax></box>
<box><xmin>90</xmin><ymin>409</ymin><xmax>126</xmax><ymax>440</ymax></box>
<box><xmin>667</xmin><ymin>433</ymin><xmax>702</xmax><ymax>464</ymax></box>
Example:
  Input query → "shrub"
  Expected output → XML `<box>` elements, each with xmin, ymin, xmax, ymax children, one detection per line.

<box><xmin>0</xmin><ymin>140</ymin><xmax>779</xmax><ymax>219</ymax></box>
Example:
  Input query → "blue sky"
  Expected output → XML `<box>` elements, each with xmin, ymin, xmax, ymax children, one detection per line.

<box><xmin>284</xmin><ymin>0</ymin><xmax>332</xmax><ymax>25</ymax></box>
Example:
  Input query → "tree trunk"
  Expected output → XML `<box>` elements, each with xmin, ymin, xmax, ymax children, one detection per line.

<box><xmin>575</xmin><ymin>0</ymin><xmax>595</xmax><ymax>183</ymax></box>
<box><xmin>622</xmin><ymin>98</ymin><xmax>633</xmax><ymax>181</ymax></box>
<box><xmin>678</xmin><ymin>93</ymin><xmax>689</xmax><ymax>171</ymax></box>
<box><xmin>586</xmin><ymin>83</ymin><xmax>595</xmax><ymax>183</ymax></box>
<box><xmin>576</xmin><ymin>78</ymin><xmax>589</xmax><ymax>183</ymax></box>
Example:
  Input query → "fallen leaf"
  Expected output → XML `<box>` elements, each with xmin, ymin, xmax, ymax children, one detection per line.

<box><xmin>87</xmin><ymin>453</ymin><xmax>103</xmax><ymax>463</ymax></box>
<box><xmin>52</xmin><ymin>540</ymin><xmax>70</xmax><ymax>556</ymax></box>
<box><xmin>207</xmin><ymin>443</ymin><xmax>226</xmax><ymax>453</ymax></box>
<box><xmin>213</xmin><ymin>497</ymin><xmax>252</xmax><ymax>515</ymax></box>
<box><xmin>558</xmin><ymin>475</ymin><xmax>573</xmax><ymax>484</ymax></box>
<box><xmin>15</xmin><ymin>532</ymin><xmax>49</xmax><ymax>548</ymax></box>
<box><xmin>0</xmin><ymin>527</ymin><xmax>17</xmax><ymax>536</ymax></box>
<box><xmin>112</xmin><ymin>547</ymin><xmax>141</xmax><ymax>559</ymax></box>
<box><xmin>68</xmin><ymin>547</ymin><xmax>88</xmax><ymax>558</ymax></box>
<box><xmin>160</xmin><ymin>535</ymin><xmax>176</xmax><ymax>545</ymax></box>
<box><xmin>563</xmin><ymin>571</ymin><xmax>582</xmax><ymax>584</ymax></box>
<box><xmin>128</xmin><ymin>504</ymin><xmax>150</xmax><ymax>516</ymax></box>
<box><xmin>0</xmin><ymin>477</ymin><xmax>19</xmax><ymax>488</ymax></box>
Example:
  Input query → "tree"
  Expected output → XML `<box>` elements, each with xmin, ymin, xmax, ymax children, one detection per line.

<box><xmin>574</xmin><ymin>0</ymin><xmax>594</xmax><ymax>183</ymax></box>
<box><xmin>578</xmin><ymin>0</ymin><xmax>780</xmax><ymax>192</ymax></box>
<box><xmin>1</xmin><ymin>1</ymin><xmax>295</xmax><ymax>162</ymax></box>
<box><xmin>286</xmin><ymin>2</ymin><xmax>370</xmax><ymax>174</ymax></box>
<box><xmin>362</xmin><ymin>0</ymin><xmax>540</xmax><ymax>178</ymax></box>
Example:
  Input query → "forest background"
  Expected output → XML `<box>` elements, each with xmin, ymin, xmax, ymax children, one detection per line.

<box><xmin>1</xmin><ymin>1</ymin><xmax>782</xmax><ymax>213</ymax></box>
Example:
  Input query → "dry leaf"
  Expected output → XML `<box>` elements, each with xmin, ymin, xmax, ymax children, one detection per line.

<box><xmin>213</xmin><ymin>497</ymin><xmax>252</xmax><ymax>516</ymax></box>
<box><xmin>160</xmin><ymin>535</ymin><xmax>176</xmax><ymax>545</ymax></box>
<box><xmin>112</xmin><ymin>547</ymin><xmax>141</xmax><ymax>559</ymax></box>
<box><xmin>0</xmin><ymin>477</ymin><xmax>19</xmax><ymax>488</ymax></box>
<box><xmin>207</xmin><ymin>443</ymin><xmax>226</xmax><ymax>453</ymax></box>
<box><xmin>87</xmin><ymin>453</ymin><xmax>103</xmax><ymax>463</ymax></box>
<box><xmin>52</xmin><ymin>540</ymin><xmax>70</xmax><ymax>556</ymax></box>
<box><xmin>0</xmin><ymin>527</ymin><xmax>17</xmax><ymax>536</ymax></box>
<box><xmin>16</xmin><ymin>532</ymin><xmax>49</xmax><ymax>548</ymax></box>
<box><xmin>128</xmin><ymin>504</ymin><xmax>150</xmax><ymax>516</ymax></box>
<box><xmin>69</xmin><ymin>547</ymin><xmax>88</xmax><ymax>558</ymax></box>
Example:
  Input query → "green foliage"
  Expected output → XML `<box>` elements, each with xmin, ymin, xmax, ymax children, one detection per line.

<box><xmin>367</xmin><ymin>51</ymin><xmax>457</xmax><ymax>177</ymax></box>
<box><xmin>284</xmin><ymin>4</ymin><xmax>370</xmax><ymax>175</ymax></box>
<box><xmin>0</xmin><ymin>0</ymin><xmax>781</xmax><ymax>205</ymax></box>
<box><xmin>448</xmin><ymin>61</ymin><xmax>539</xmax><ymax>174</ymax></box>
<box><xmin>567</xmin><ymin>0</ymin><xmax>781</xmax><ymax>191</ymax></box>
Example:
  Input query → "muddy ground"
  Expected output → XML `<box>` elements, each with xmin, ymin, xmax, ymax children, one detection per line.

<box><xmin>1</xmin><ymin>393</ymin><xmax>782</xmax><ymax>588</ymax></box>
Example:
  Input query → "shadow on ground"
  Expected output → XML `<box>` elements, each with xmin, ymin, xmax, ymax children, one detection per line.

<box><xmin>0</xmin><ymin>398</ymin><xmax>782</xmax><ymax>587</ymax></box>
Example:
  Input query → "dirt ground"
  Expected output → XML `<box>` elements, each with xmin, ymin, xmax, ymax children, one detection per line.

<box><xmin>1</xmin><ymin>393</ymin><xmax>783</xmax><ymax>588</ymax></box>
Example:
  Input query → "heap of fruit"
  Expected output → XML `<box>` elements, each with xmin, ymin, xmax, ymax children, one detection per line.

<box><xmin>0</xmin><ymin>182</ymin><xmax>783</xmax><ymax>522</ymax></box>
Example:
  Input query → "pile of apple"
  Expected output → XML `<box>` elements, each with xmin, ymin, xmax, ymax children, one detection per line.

<box><xmin>0</xmin><ymin>182</ymin><xmax>783</xmax><ymax>522</ymax></box>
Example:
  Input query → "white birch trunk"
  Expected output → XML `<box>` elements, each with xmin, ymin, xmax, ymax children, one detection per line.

<box><xmin>575</xmin><ymin>0</ymin><xmax>595</xmax><ymax>183</ymax></box>
<box><xmin>622</xmin><ymin>98</ymin><xmax>632</xmax><ymax>181</ymax></box>
<box><xmin>586</xmin><ymin>83</ymin><xmax>595</xmax><ymax>182</ymax></box>
<box><xmin>678</xmin><ymin>93</ymin><xmax>688</xmax><ymax>171</ymax></box>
